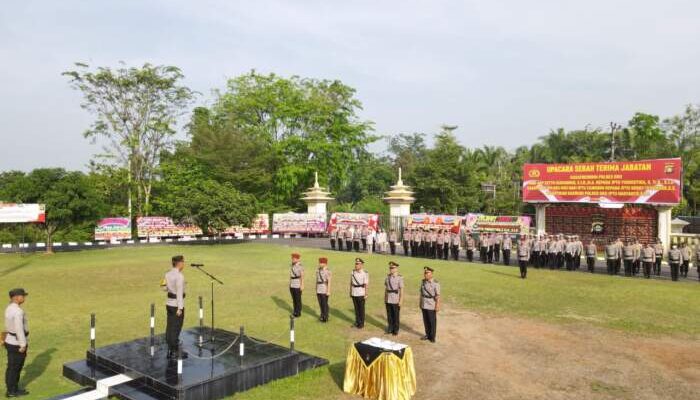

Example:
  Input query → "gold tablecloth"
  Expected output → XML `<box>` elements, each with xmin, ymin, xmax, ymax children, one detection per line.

<box><xmin>343</xmin><ymin>343</ymin><xmax>416</xmax><ymax>400</ymax></box>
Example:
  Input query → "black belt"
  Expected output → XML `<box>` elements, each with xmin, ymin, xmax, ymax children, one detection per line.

<box><xmin>352</xmin><ymin>284</ymin><xmax>364</xmax><ymax>288</ymax></box>
<box><xmin>7</xmin><ymin>332</ymin><xmax>29</xmax><ymax>338</ymax></box>
<box><xmin>316</xmin><ymin>281</ymin><xmax>327</xmax><ymax>284</ymax></box>
<box><xmin>167</xmin><ymin>292</ymin><xmax>186</xmax><ymax>299</ymax></box>
<box><xmin>386</xmin><ymin>290</ymin><xmax>398</xmax><ymax>293</ymax></box>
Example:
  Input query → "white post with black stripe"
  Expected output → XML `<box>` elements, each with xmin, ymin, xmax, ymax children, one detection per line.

<box><xmin>239</xmin><ymin>326</ymin><xmax>245</xmax><ymax>365</ymax></box>
<box><xmin>149</xmin><ymin>303</ymin><xmax>155</xmax><ymax>357</ymax></box>
<box><xmin>198</xmin><ymin>296</ymin><xmax>204</xmax><ymax>345</ymax></box>
<box><xmin>289</xmin><ymin>315</ymin><xmax>295</xmax><ymax>352</ymax></box>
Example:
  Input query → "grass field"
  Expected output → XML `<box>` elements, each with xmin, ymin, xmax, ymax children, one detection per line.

<box><xmin>0</xmin><ymin>242</ymin><xmax>698</xmax><ymax>399</ymax></box>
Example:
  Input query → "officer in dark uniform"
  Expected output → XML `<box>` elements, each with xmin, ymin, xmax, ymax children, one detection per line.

<box><xmin>419</xmin><ymin>267</ymin><xmax>440</xmax><ymax>343</ymax></box>
<box><xmin>384</xmin><ymin>262</ymin><xmax>403</xmax><ymax>336</ymax></box>
<box><xmin>162</xmin><ymin>255</ymin><xmax>187</xmax><ymax>359</ymax></box>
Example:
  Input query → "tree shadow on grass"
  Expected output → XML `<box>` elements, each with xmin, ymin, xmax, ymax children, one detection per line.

<box><xmin>0</xmin><ymin>260</ymin><xmax>33</xmax><ymax>278</ymax></box>
<box><xmin>22</xmin><ymin>347</ymin><xmax>56</xmax><ymax>388</ymax></box>
<box><xmin>483</xmin><ymin>269</ymin><xmax>520</xmax><ymax>279</ymax></box>
<box><xmin>329</xmin><ymin>307</ymin><xmax>355</xmax><ymax>325</ymax></box>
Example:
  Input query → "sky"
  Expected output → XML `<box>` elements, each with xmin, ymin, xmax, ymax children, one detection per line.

<box><xmin>1</xmin><ymin>0</ymin><xmax>699</xmax><ymax>171</ymax></box>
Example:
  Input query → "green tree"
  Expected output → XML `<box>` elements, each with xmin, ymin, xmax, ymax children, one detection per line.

<box><xmin>63</xmin><ymin>62</ymin><xmax>195</xmax><ymax>219</ymax></box>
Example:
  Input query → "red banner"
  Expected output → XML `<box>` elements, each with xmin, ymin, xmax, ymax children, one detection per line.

<box><xmin>522</xmin><ymin>158</ymin><xmax>682</xmax><ymax>205</ymax></box>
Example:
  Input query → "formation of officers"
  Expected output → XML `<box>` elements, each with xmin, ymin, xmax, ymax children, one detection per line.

<box><xmin>289</xmin><ymin>253</ymin><xmax>441</xmax><ymax>343</ymax></box>
<box><xmin>331</xmin><ymin>226</ymin><xmax>700</xmax><ymax>282</ymax></box>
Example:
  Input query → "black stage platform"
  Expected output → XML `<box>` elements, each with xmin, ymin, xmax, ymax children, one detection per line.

<box><xmin>63</xmin><ymin>327</ymin><xmax>328</xmax><ymax>400</ymax></box>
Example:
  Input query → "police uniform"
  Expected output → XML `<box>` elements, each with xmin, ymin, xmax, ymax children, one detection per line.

<box><xmin>574</xmin><ymin>236</ymin><xmax>583</xmax><ymax>269</ymax></box>
<box><xmin>436</xmin><ymin>231</ymin><xmax>444</xmax><ymax>260</ymax></box>
<box><xmin>353</xmin><ymin>229</ymin><xmax>361</xmax><ymax>252</ymax></box>
<box><xmin>451</xmin><ymin>232</ymin><xmax>461</xmax><ymax>261</ymax></box>
<box><xmin>4</xmin><ymin>289</ymin><xmax>29</xmax><ymax>397</ymax></box>
<box><xmin>316</xmin><ymin>259</ymin><xmax>331</xmax><ymax>322</ymax></box>
<box><xmin>350</xmin><ymin>259</ymin><xmax>369</xmax><ymax>328</ymax></box>
<box><xmin>361</xmin><ymin>227</ymin><xmax>368</xmax><ymax>251</ymax></box>
<box><xmin>653</xmin><ymin>241</ymin><xmax>664</xmax><ymax>276</ymax></box>
<box><xmin>330</xmin><ymin>229</ymin><xmax>337</xmax><ymax>250</ymax></box>
<box><xmin>345</xmin><ymin>229</ymin><xmax>353</xmax><ymax>252</ymax></box>
<box><xmin>441</xmin><ymin>231</ymin><xmax>450</xmax><ymax>260</ymax></box>
<box><xmin>565</xmin><ymin>238</ymin><xmax>576</xmax><ymax>270</ymax></box>
<box><xmin>465</xmin><ymin>236</ymin><xmax>475</xmax><ymax>262</ymax></box>
<box><xmin>384</xmin><ymin>262</ymin><xmax>403</xmax><ymax>335</ymax></box>
<box><xmin>289</xmin><ymin>256</ymin><xmax>304</xmax><ymax>317</ymax></box>
<box><xmin>641</xmin><ymin>245</ymin><xmax>655</xmax><ymax>279</ymax></box>
<box><xmin>517</xmin><ymin>240</ymin><xmax>530</xmax><ymax>278</ymax></box>
<box><xmin>696</xmin><ymin>247</ymin><xmax>700</xmax><ymax>282</ymax></box>
<box><xmin>680</xmin><ymin>245</ymin><xmax>691</xmax><ymax>278</ymax></box>
<box><xmin>403</xmin><ymin>229</ymin><xmax>411</xmax><ymax>256</ymax></box>
<box><xmin>668</xmin><ymin>247</ymin><xmax>681</xmax><ymax>281</ymax></box>
<box><xmin>605</xmin><ymin>242</ymin><xmax>621</xmax><ymax>275</ymax></box>
<box><xmin>493</xmin><ymin>234</ymin><xmax>502</xmax><ymax>263</ymax></box>
<box><xmin>163</xmin><ymin>261</ymin><xmax>186</xmax><ymax>358</ymax></box>
<box><xmin>502</xmin><ymin>235</ymin><xmax>512</xmax><ymax>266</ymax></box>
<box><xmin>633</xmin><ymin>240</ymin><xmax>642</xmax><ymax>275</ymax></box>
<box><xmin>430</xmin><ymin>231</ymin><xmax>438</xmax><ymax>259</ymax></box>
<box><xmin>623</xmin><ymin>243</ymin><xmax>635</xmax><ymax>277</ymax></box>
<box><xmin>547</xmin><ymin>237</ymin><xmax>558</xmax><ymax>269</ymax></box>
<box><xmin>420</xmin><ymin>268</ymin><xmax>440</xmax><ymax>343</ymax></box>
<box><xmin>585</xmin><ymin>242</ymin><xmax>597</xmax><ymax>273</ymax></box>
<box><xmin>389</xmin><ymin>231</ymin><xmax>398</xmax><ymax>255</ymax></box>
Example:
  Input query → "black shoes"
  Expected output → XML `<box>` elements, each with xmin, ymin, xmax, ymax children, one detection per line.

<box><xmin>420</xmin><ymin>336</ymin><xmax>429</xmax><ymax>341</ymax></box>
<box><xmin>6</xmin><ymin>389</ymin><xmax>29</xmax><ymax>397</ymax></box>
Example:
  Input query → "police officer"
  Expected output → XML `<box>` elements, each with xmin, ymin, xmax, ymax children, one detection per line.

<box><xmin>668</xmin><ymin>244</ymin><xmax>681</xmax><ymax>281</ymax></box>
<box><xmin>345</xmin><ymin>228</ymin><xmax>353</xmax><ymax>252</ymax></box>
<box><xmin>493</xmin><ymin>234</ymin><xmax>502</xmax><ymax>263</ymax></box>
<box><xmin>623</xmin><ymin>240</ymin><xmax>635</xmax><ymax>277</ymax></box>
<box><xmin>605</xmin><ymin>239</ymin><xmax>620</xmax><ymax>275</ymax></box>
<box><xmin>441</xmin><ymin>230</ymin><xmax>450</xmax><ymax>260</ymax></box>
<box><xmin>653</xmin><ymin>238</ymin><xmax>664</xmax><ymax>276</ymax></box>
<box><xmin>316</xmin><ymin>257</ymin><xmax>331</xmax><ymax>322</ymax></box>
<box><xmin>502</xmin><ymin>234</ymin><xmax>512</xmax><ymax>266</ymax></box>
<box><xmin>384</xmin><ymin>262</ymin><xmax>404</xmax><ymax>336</ymax></box>
<box><xmin>451</xmin><ymin>231</ymin><xmax>461</xmax><ymax>261</ymax></box>
<box><xmin>487</xmin><ymin>233</ymin><xmax>495</xmax><ymax>263</ymax></box>
<box><xmin>330</xmin><ymin>229</ymin><xmax>337</xmax><ymax>250</ymax></box>
<box><xmin>680</xmin><ymin>242</ymin><xmax>691</xmax><ymax>278</ymax></box>
<box><xmin>4</xmin><ymin>288</ymin><xmax>29</xmax><ymax>397</ymax></box>
<box><xmin>419</xmin><ymin>267</ymin><xmax>440</xmax><ymax>343</ymax></box>
<box><xmin>353</xmin><ymin>228</ymin><xmax>361</xmax><ymax>252</ymax></box>
<box><xmin>337</xmin><ymin>228</ymin><xmax>344</xmax><ymax>251</ymax></box>
<box><xmin>465</xmin><ymin>234</ymin><xmax>475</xmax><ymax>262</ymax></box>
<box><xmin>361</xmin><ymin>226</ymin><xmax>368</xmax><ymax>251</ymax></box>
<box><xmin>402</xmin><ymin>228</ymin><xmax>411</xmax><ymax>256</ymax></box>
<box><xmin>289</xmin><ymin>253</ymin><xmax>304</xmax><ymax>318</ymax></box>
<box><xmin>430</xmin><ymin>230</ymin><xmax>438</xmax><ymax>259</ymax></box>
<box><xmin>565</xmin><ymin>236</ymin><xmax>576</xmax><ymax>271</ymax></box>
<box><xmin>574</xmin><ymin>235</ymin><xmax>583</xmax><ymax>270</ymax></box>
<box><xmin>163</xmin><ymin>255</ymin><xmax>187</xmax><ymax>359</ymax></box>
<box><xmin>389</xmin><ymin>229</ymin><xmax>398</xmax><ymax>255</ymax></box>
<box><xmin>517</xmin><ymin>237</ymin><xmax>530</xmax><ymax>279</ymax></box>
<box><xmin>585</xmin><ymin>240</ymin><xmax>597</xmax><ymax>273</ymax></box>
<box><xmin>436</xmin><ymin>230</ymin><xmax>444</xmax><ymax>260</ymax></box>
<box><xmin>696</xmin><ymin>245</ymin><xmax>700</xmax><ymax>282</ymax></box>
<box><xmin>547</xmin><ymin>235</ymin><xmax>558</xmax><ymax>269</ymax></box>
<box><xmin>641</xmin><ymin>242</ymin><xmax>655</xmax><ymax>279</ymax></box>
<box><xmin>350</xmin><ymin>258</ymin><xmax>369</xmax><ymax>328</ymax></box>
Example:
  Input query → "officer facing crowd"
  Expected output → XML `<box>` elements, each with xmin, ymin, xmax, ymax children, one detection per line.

<box><xmin>668</xmin><ymin>244</ymin><xmax>682</xmax><ymax>281</ymax></box>
<box><xmin>4</xmin><ymin>288</ymin><xmax>29</xmax><ymax>398</ymax></box>
<box><xmin>350</xmin><ymin>258</ymin><xmax>369</xmax><ymax>329</ymax></box>
<box><xmin>517</xmin><ymin>237</ymin><xmax>530</xmax><ymax>279</ymax></box>
<box><xmin>419</xmin><ymin>267</ymin><xmax>440</xmax><ymax>343</ymax></box>
<box><xmin>289</xmin><ymin>253</ymin><xmax>304</xmax><ymax>318</ymax></box>
<box><xmin>316</xmin><ymin>257</ymin><xmax>331</xmax><ymax>323</ymax></box>
<box><xmin>384</xmin><ymin>262</ymin><xmax>404</xmax><ymax>336</ymax></box>
<box><xmin>162</xmin><ymin>255</ymin><xmax>187</xmax><ymax>360</ymax></box>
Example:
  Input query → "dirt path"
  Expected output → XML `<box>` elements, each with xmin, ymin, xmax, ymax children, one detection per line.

<box><xmin>342</xmin><ymin>308</ymin><xmax>700</xmax><ymax>400</ymax></box>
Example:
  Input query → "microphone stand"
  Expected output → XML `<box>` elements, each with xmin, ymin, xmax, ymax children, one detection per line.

<box><xmin>192</xmin><ymin>265</ymin><xmax>224</xmax><ymax>346</ymax></box>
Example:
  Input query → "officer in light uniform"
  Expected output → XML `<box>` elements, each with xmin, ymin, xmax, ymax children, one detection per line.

<box><xmin>668</xmin><ymin>244</ymin><xmax>681</xmax><ymax>281</ymax></box>
<box><xmin>430</xmin><ymin>230</ymin><xmax>438</xmax><ymax>259</ymax></box>
<box><xmin>450</xmin><ymin>231</ymin><xmax>461</xmax><ymax>261</ymax></box>
<box><xmin>547</xmin><ymin>235</ymin><xmax>558</xmax><ymax>269</ymax></box>
<box><xmin>384</xmin><ymin>262</ymin><xmax>404</xmax><ymax>336</ymax></box>
<box><xmin>353</xmin><ymin>227</ymin><xmax>362</xmax><ymax>252</ymax></box>
<box><xmin>316</xmin><ymin>257</ymin><xmax>331</xmax><ymax>322</ymax></box>
<box><xmin>163</xmin><ymin>255</ymin><xmax>187</xmax><ymax>359</ymax></box>
<box><xmin>350</xmin><ymin>258</ymin><xmax>369</xmax><ymax>328</ymax></box>
<box><xmin>653</xmin><ymin>239</ymin><xmax>664</xmax><ymax>276</ymax></box>
<box><xmin>289</xmin><ymin>253</ymin><xmax>304</xmax><ymax>318</ymax></box>
<box><xmin>402</xmin><ymin>228</ymin><xmax>411</xmax><ymax>256</ymax></box>
<box><xmin>696</xmin><ymin>245</ymin><xmax>700</xmax><ymax>282</ymax></box>
<box><xmin>419</xmin><ymin>267</ymin><xmax>440</xmax><ymax>343</ymax></box>
<box><xmin>465</xmin><ymin>234</ymin><xmax>475</xmax><ymax>262</ymax></box>
<box><xmin>4</xmin><ymin>288</ymin><xmax>29</xmax><ymax>397</ymax></box>
<box><xmin>330</xmin><ymin>228</ymin><xmax>337</xmax><ymax>250</ymax></box>
<box><xmin>633</xmin><ymin>239</ymin><xmax>642</xmax><ymax>275</ymax></box>
<box><xmin>493</xmin><ymin>234</ymin><xmax>502</xmax><ymax>263</ymax></box>
<box><xmin>502</xmin><ymin>234</ymin><xmax>512</xmax><ymax>266</ymax></box>
<box><xmin>680</xmin><ymin>242</ymin><xmax>691</xmax><ymax>278</ymax></box>
<box><xmin>345</xmin><ymin>228</ymin><xmax>353</xmax><ymax>252</ymax></box>
<box><xmin>565</xmin><ymin>236</ymin><xmax>576</xmax><ymax>271</ymax></box>
<box><xmin>641</xmin><ymin>242</ymin><xmax>656</xmax><ymax>279</ymax></box>
<box><xmin>623</xmin><ymin>240</ymin><xmax>635</xmax><ymax>277</ymax></box>
<box><xmin>517</xmin><ymin>237</ymin><xmax>530</xmax><ymax>279</ymax></box>
<box><xmin>436</xmin><ymin>230</ymin><xmax>444</xmax><ymax>260</ymax></box>
<box><xmin>605</xmin><ymin>239</ymin><xmax>620</xmax><ymax>275</ymax></box>
<box><xmin>389</xmin><ymin>229</ymin><xmax>398</xmax><ymax>255</ymax></box>
<box><xmin>531</xmin><ymin>236</ymin><xmax>541</xmax><ymax>268</ymax></box>
<box><xmin>585</xmin><ymin>240</ymin><xmax>597</xmax><ymax>273</ymax></box>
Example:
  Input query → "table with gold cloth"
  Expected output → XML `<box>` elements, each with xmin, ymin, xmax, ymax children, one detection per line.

<box><xmin>343</xmin><ymin>339</ymin><xmax>416</xmax><ymax>400</ymax></box>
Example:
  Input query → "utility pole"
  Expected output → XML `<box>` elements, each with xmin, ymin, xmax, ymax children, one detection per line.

<box><xmin>609</xmin><ymin>122</ymin><xmax>621</xmax><ymax>161</ymax></box>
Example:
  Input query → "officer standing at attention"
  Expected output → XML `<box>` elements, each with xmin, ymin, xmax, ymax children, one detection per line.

<box><xmin>623</xmin><ymin>240</ymin><xmax>635</xmax><ymax>277</ymax></box>
<box><xmin>289</xmin><ymin>253</ymin><xmax>304</xmax><ymax>318</ymax></box>
<box><xmin>653</xmin><ymin>238</ymin><xmax>664</xmax><ymax>276</ymax></box>
<box><xmin>419</xmin><ymin>267</ymin><xmax>440</xmax><ymax>343</ymax></box>
<box><xmin>696</xmin><ymin>245</ymin><xmax>700</xmax><ymax>282</ymax></box>
<box><xmin>680</xmin><ymin>242</ymin><xmax>691</xmax><ymax>278</ymax></box>
<box><xmin>585</xmin><ymin>240</ymin><xmax>597</xmax><ymax>273</ymax></box>
<box><xmin>465</xmin><ymin>234</ymin><xmax>475</xmax><ymax>262</ymax></box>
<box><xmin>315</xmin><ymin>257</ymin><xmax>331</xmax><ymax>322</ymax></box>
<box><xmin>4</xmin><ymin>288</ymin><xmax>29</xmax><ymax>397</ymax></box>
<box><xmin>493</xmin><ymin>234</ymin><xmax>502</xmax><ymax>263</ymax></box>
<box><xmin>441</xmin><ymin>230</ymin><xmax>450</xmax><ymax>260</ymax></box>
<box><xmin>605</xmin><ymin>239</ymin><xmax>620</xmax><ymax>275</ymax></box>
<box><xmin>163</xmin><ymin>255</ymin><xmax>187</xmax><ymax>359</ymax></box>
<box><xmin>641</xmin><ymin>242</ymin><xmax>655</xmax><ymax>279</ymax></box>
<box><xmin>502</xmin><ymin>234</ymin><xmax>512</xmax><ymax>266</ymax></box>
<box><xmin>329</xmin><ymin>228</ymin><xmax>336</xmax><ymax>250</ymax></box>
<box><xmin>384</xmin><ymin>262</ymin><xmax>404</xmax><ymax>336</ymax></box>
<box><xmin>389</xmin><ymin>229</ymin><xmax>398</xmax><ymax>255</ymax></box>
<box><xmin>450</xmin><ymin>230</ymin><xmax>461</xmax><ymax>261</ymax></box>
<box><xmin>517</xmin><ymin>237</ymin><xmax>530</xmax><ymax>279</ymax></box>
<box><xmin>350</xmin><ymin>258</ymin><xmax>369</xmax><ymax>329</ymax></box>
<box><xmin>402</xmin><ymin>228</ymin><xmax>411</xmax><ymax>256</ymax></box>
<box><xmin>668</xmin><ymin>244</ymin><xmax>682</xmax><ymax>281</ymax></box>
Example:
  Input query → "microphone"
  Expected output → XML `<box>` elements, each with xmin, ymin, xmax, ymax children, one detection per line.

<box><xmin>190</xmin><ymin>263</ymin><xmax>204</xmax><ymax>267</ymax></box>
